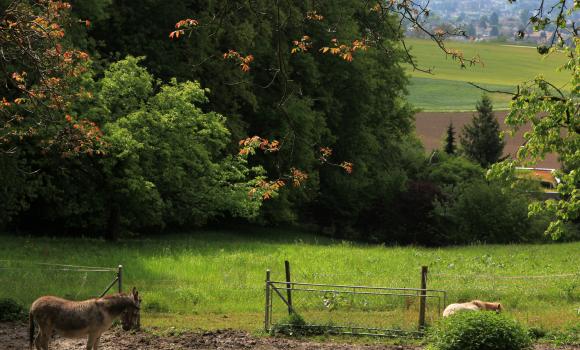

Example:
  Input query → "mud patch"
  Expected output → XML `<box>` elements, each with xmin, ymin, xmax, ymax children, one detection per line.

<box><xmin>3</xmin><ymin>322</ymin><xmax>577</xmax><ymax>350</ymax></box>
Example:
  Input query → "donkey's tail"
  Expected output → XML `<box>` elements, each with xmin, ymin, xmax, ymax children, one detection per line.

<box><xmin>29</xmin><ymin>312</ymin><xmax>34</xmax><ymax>350</ymax></box>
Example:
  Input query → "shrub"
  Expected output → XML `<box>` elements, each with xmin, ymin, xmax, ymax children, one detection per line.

<box><xmin>527</xmin><ymin>326</ymin><xmax>547</xmax><ymax>340</ymax></box>
<box><xmin>0</xmin><ymin>298</ymin><xmax>26</xmax><ymax>321</ymax></box>
<box><xmin>427</xmin><ymin>312</ymin><xmax>532</xmax><ymax>350</ymax></box>
<box><xmin>427</xmin><ymin>155</ymin><xmax>484</xmax><ymax>187</ymax></box>
<box><xmin>436</xmin><ymin>180</ymin><xmax>532</xmax><ymax>244</ymax></box>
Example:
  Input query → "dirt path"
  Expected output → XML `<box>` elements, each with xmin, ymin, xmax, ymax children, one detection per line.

<box><xmin>2</xmin><ymin>322</ymin><xmax>578</xmax><ymax>350</ymax></box>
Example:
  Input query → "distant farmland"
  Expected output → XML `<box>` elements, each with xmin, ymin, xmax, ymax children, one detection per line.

<box><xmin>407</xmin><ymin>39</ymin><xmax>565</xmax><ymax>168</ymax></box>
<box><xmin>405</xmin><ymin>39</ymin><xmax>569</xmax><ymax>111</ymax></box>
<box><xmin>415</xmin><ymin>111</ymin><xmax>560</xmax><ymax>168</ymax></box>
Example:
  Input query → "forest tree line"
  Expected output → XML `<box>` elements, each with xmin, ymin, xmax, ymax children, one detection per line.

<box><xmin>0</xmin><ymin>0</ymin><xmax>577</xmax><ymax>244</ymax></box>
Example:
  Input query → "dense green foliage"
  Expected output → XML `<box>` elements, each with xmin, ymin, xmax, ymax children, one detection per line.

<box><xmin>490</xmin><ymin>41</ymin><xmax>579</xmax><ymax>239</ymax></box>
<box><xmin>358</xmin><ymin>151</ymin><xmax>559</xmax><ymax>245</ymax></box>
<box><xmin>2</xmin><ymin>56</ymin><xmax>264</xmax><ymax>236</ymax></box>
<box><xmin>434</xmin><ymin>179</ymin><xmax>535</xmax><ymax>244</ymax></box>
<box><xmin>1</xmin><ymin>0</ymin><xmax>424</xmax><ymax>240</ymax></box>
<box><xmin>87</xmin><ymin>0</ymin><xmax>419</xmax><ymax>234</ymax></box>
<box><xmin>460</xmin><ymin>95</ymin><xmax>505</xmax><ymax>168</ymax></box>
<box><xmin>0</xmin><ymin>1</ymin><xmax>576</xmax><ymax>244</ymax></box>
<box><xmin>99</xmin><ymin>57</ymin><xmax>264</xmax><ymax>231</ymax></box>
<box><xmin>426</xmin><ymin>155</ymin><xmax>484</xmax><ymax>187</ymax></box>
<box><xmin>427</xmin><ymin>312</ymin><xmax>532</xmax><ymax>350</ymax></box>
<box><xmin>0</xmin><ymin>298</ymin><xmax>26</xmax><ymax>322</ymax></box>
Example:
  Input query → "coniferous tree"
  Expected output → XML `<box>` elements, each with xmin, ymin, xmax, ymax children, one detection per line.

<box><xmin>460</xmin><ymin>95</ymin><xmax>505</xmax><ymax>168</ymax></box>
<box><xmin>490</xmin><ymin>12</ymin><xmax>499</xmax><ymax>36</ymax></box>
<box><xmin>444</xmin><ymin>121</ymin><xmax>456</xmax><ymax>155</ymax></box>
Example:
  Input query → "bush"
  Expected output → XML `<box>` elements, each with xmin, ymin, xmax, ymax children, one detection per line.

<box><xmin>427</xmin><ymin>312</ymin><xmax>532</xmax><ymax>350</ymax></box>
<box><xmin>435</xmin><ymin>180</ymin><xmax>533</xmax><ymax>244</ymax></box>
<box><xmin>427</xmin><ymin>155</ymin><xmax>484</xmax><ymax>187</ymax></box>
<box><xmin>0</xmin><ymin>298</ymin><xmax>26</xmax><ymax>321</ymax></box>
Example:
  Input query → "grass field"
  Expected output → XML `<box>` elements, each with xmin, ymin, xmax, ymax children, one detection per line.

<box><xmin>404</xmin><ymin>39</ymin><xmax>570</xmax><ymax>111</ymax></box>
<box><xmin>0</xmin><ymin>230</ymin><xmax>578</xmax><ymax>333</ymax></box>
<box><xmin>408</xmin><ymin>77</ymin><xmax>515</xmax><ymax>111</ymax></box>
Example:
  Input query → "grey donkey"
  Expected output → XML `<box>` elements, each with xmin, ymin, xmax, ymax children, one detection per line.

<box><xmin>29</xmin><ymin>287</ymin><xmax>140</xmax><ymax>350</ymax></box>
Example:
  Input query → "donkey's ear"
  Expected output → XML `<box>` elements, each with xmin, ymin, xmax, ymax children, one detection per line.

<box><xmin>132</xmin><ymin>287</ymin><xmax>138</xmax><ymax>298</ymax></box>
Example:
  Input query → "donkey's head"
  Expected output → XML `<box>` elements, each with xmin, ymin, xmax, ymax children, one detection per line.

<box><xmin>120</xmin><ymin>287</ymin><xmax>141</xmax><ymax>331</ymax></box>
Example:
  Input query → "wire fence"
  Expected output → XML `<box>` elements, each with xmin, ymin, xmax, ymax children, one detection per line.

<box><xmin>0</xmin><ymin>260</ymin><xmax>122</xmax><ymax>305</ymax></box>
<box><xmin>265</xmin><ymin>261</ymin><xmax>580</xmax><ymax>337</ymax></box>
<box><xmin>264</xmin><ymin>262</ymin><xmax>446</xmax><ymax>337</ymax></box>
<box><xmin>426</xmin><ymin>270</ymin><xmax>580</xmax><ymax>302</ymax></box>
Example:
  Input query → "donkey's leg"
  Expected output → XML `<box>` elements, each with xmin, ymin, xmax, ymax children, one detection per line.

<box><xmin>34</xmin><ymin>324</ymin><xmax>51</xmax><ymax>350</ymax></box>
<box><xmin>86</xmin><ymin>332</ymin><xmax>101</xmax><ymax>350</ymax></box>
<box><xmin>34</xmin><ymin>330</ymin><xmax>49</xmax><ymax>350</ymax></box>
<box><xmin>92</xmin><ymin>336</ymin><xmax>101</xmax><ymax>350</ymax></box>
<box><xmin>86</xmin><ymin>334</ymin><xmax>95</xmax><ymax>350</ymax></box>
<box><xmin>33</xmin><ymin>334</ymin><xmax>42</xmax><ymax>350</ymax></box>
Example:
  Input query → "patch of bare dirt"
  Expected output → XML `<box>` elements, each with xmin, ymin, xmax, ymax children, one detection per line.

<box><xmin>2</xmin><ymin>322</ymin><xmax>578</xmax><ymax>350</ymax></box>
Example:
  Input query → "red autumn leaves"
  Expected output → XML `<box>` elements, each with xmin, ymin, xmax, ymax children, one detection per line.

<box><xmin>0</xmin><ymin>1</ymin><xmax>102</xmax><ymax>155</ymax></box>
<box><xmin>319</xmin><ymin>38</ymin><xmax>368</xmax><ymax>62</ymax></box>
<box><xmin>170</xmin><ymin>8</ymin><xmax>369</xmax><ymax>73</ymax></box>
<box><xmin>169</xmin><ymin>18</ymin><xmax>198</xmax><ymax>39</ymax></box>
<box><xmin>240</xmin><ymin>138</ymin><xmax>353</xmax><ymax>199</ymax></box>
<box><xmin>222</xmin><ymin>50</ymin><xmax>255</xmax><ymax>73</ymax></box>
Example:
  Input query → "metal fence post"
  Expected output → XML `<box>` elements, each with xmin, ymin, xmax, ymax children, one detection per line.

<box><xmin>418</xmin><ymin>266</ymin><xmax>428</xmax><ymax>330</ymax></box>
<box><xmin>117</xmin><ymin>265</ymin><xmax>123</xmax><ymax>293</ymax></box>
<box><xmin>285</xmin><ymin>260</ymin><xmax>293</xmax><ymax>314</ymax></box>
<box><xmin>264</xmin><ymin>269</ymin><xmax>271</xmax><ymax>332</ymax></box>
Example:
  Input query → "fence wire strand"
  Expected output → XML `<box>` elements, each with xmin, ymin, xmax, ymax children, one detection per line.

<box><xmin>0</xmin><ymin>261</ymin><xmax>120</xmax><ymax>303</ymax></box>
<box><xmin>430</xmin><ymin>272</ymin><xmax>578</xmax><ymax>280</ymax></box>
<box><xmin>0</xmin><ymin>259</ymin><xmax>116</xmax><ymax>271</ymax></box>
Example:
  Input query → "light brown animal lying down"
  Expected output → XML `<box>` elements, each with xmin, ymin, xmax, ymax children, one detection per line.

<box><xmin>29</xmin><ymin>288</ymin><xmax>140</xmax><ymax>350</ymax></box>
<box><xmin>442</xmin><ymin>300</ymin><xmax>502</xmax><ymax>317</ymax></box>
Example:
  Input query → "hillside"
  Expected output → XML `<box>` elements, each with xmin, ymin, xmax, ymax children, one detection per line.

<box><xmin>405</xmin><ymin>39</ymin><xmax>569</xmax><ymax>111</ymax></box>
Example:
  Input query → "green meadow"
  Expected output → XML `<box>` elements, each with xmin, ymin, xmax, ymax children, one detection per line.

<box><xmin>404</xmin><ymin>39</ymin><xmax>570</xmax><ymax>111</ymax></box>
<box><xmin>0</xmin><ymin>230</ymin><xmax>578</xmax><ymax>333</ymax></box>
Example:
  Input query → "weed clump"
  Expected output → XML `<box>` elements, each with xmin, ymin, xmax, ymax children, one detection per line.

<box><xmin>270</xmin><ymin>313</ymin><xmax>328</xmax><ymax>336</ymax></box>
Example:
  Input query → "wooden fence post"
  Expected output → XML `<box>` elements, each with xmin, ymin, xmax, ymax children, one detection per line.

<box><xmin>418</xmin><ymin>265</ymin><xmax>428</xmax><ymax>330</ymax></box>
<box><xmin>285</xmin><ymin>260</ymin><xmax>293</xmax><ymax>314</ymax></box>
<box><xmin>117</xmin><ymin>265</ymin><xmax>123</xmax><ymax>293</ymax></box>
<box><xmin>264</xmin><ymin>269</ymin><xmax>271</xmax><ymax>332</ymax></box>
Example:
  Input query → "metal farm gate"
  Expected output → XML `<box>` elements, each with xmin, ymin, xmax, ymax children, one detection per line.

<box><xmin>264</xmin><ymin>262</ymin><xmax>447</xmax><ymax>337</ymax></box>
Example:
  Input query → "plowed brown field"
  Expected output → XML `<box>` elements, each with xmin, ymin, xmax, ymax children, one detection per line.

<box><xmin>415</xmin><ymin>111</ymin><xmax>560</xmax><ymax>169</ymax></box>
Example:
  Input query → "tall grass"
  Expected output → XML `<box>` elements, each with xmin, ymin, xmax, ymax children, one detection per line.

<box><xmin>0</xmin><ymin>230</ymin><xmax>578</xmax><ymax>331</ymax></box>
